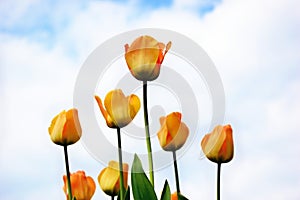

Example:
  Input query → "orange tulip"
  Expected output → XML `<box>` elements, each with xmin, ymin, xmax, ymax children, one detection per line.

<box><xmin>98</xmin><ymin>161</ymin><xmax>129</xmax><ymax>197</ymax></box>
<box><xmin>95</xmin><ymin>89</ymin><xmax>140</xmax><ymax>128</ymax></box>
<box><xmin>157</xmin><ymin>112</ymin><xmax>189</xmax><ymax>151</ymax></box>
<box><xmin>124</xmin><ymin>35</ymin><xmax>171</xmax><ymax>81</ymax></box>
<box><xmin>63</xmin><ymin>170</ymin><xmax>96</xmax><ymax>200</ymax></box>
<box><xmin>201</xmin><ymin>124</ymin><xmax>234</xmax><ymax>163</ymax></box>
<box><xmin>171</xmin><ymin>192</ymin><xmax>178</xmax><ymax>200</ymax></box>
<box><xmin>48</xmin><ymin>108</ymin><xmax>82</xmax><ymax>146</ymax></box>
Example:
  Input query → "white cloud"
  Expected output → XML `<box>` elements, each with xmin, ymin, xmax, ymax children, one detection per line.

<box><xmin>1</xmin><ymin>0</ymin><xmax>300</xmax><ymax>199</ymax></box>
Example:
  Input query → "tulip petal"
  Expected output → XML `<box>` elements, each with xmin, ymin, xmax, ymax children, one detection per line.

<box><xmin>63</xmin><ymin>109</ymin><xmax>82</xmax><ymax>145</ymax></box>
<box><xmin>166</xmin><ymin>112</ymin><xmax>181</xmax><ymax>139</ymax></box>
<box><xmin>165</xmin><ymin>41</ymin><xmax>172</xmax><ymax>53</ymax></box>
<box><xmin>159</xmin><ymin>116</ymin><xmax>166</xmax><ymax>126</ymax></box>
<box><xmin>171</xmin><ymin>122</ymin><xmax>189</xmax><ymax>150</ymax></box>
<box><xmin>128</xmin><ymin>94</ymin><xmax>141</xmax><ymax>120</ymax></box>
<box><xmin>98</xmin><ymin>161</ymin><xmax>129</xmax><ymax>197</ymax></box>
<box><xmin>218</xmin><ymin>125</ymin><xmax>234</xmax><ymax>163</ymax></box>
<box><xmin>95</xmin><ymin>95</ymin><xmax>116</xmax><ymax>128</ymax></box>
<box><xmin>87</xmin><ymin>176</ymin><xmax>96</xmax><ymax>199</ymax></box>
<box><xmin>204</xmin><ymin>125</ymin><xmax>226</xmax><ymax>161</ymax></box>
<box><xmin>99</xmin><ymin>167</ymin><xmax>119</xmax><ymax>196</ymax></box>
<box><xmin>49</xmin><ymin>110</ymin><xmax>67</xmax><ymax>145</ymax></box>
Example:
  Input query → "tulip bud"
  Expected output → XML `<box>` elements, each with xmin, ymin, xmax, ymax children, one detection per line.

<box><xmin>171</xmin><ymin>192</ymin><xmax>178</xmax><ymax>200</ymax></box>
<box><xmin>201</xmin><ymin>124</ymin><xmax>234</xmax><ymax>163</ymax></box>
<box><xmin>157</xmin><ymin>112</ymin><xmax>189</xmax><ymax>151</ymax></box>
<box><xmin>63</xmin><ymin>170</ymin><xmax>96</xmax><ymax>200</ymax></box>
<box><xmin>95</xmin><ymin>89</ymin><xmax>140</xmax><ymax>128</ymax></box>
<box><xmin>48</xmin><ymin>108</ymin><xmax>82</xmax><ymax>146</ymax></box>
<box><xmin>124</xmin><ymin>35</ymin><xmax>171</xmax><ymax>81</ymax></box>
<box><xmin>98</xmin><ymin>161</ymin><xmax>129</xmax><ymax>197</ymax></box>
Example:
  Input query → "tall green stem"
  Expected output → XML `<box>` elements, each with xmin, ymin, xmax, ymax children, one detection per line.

<box><xmin>172</xmin><ymin>151</ymin><xmax>181</xmax><ymax>193</ymax></box>
<box><xmin>217</xmin><ymin>163</ymin><xmax>221</xmax><ymax>200</ymax></box>
<box><xmin>143</xmin><ymin>81</ymin><xmax>154</xmax><ymax>186</ymax></box>
<box><xmin>63</xmin><ymin>145</ymin><xmax>73</xmax><ymax>200</ymax></box>
<box><xmin>117</xmin><ymin>128</ymin><xmax>125</xmax><ymax>200</ymax></box>
<box><xmin>111</xmin><ymin>196</ymin><xmax>115</xmax><ymax>200</ymax></box>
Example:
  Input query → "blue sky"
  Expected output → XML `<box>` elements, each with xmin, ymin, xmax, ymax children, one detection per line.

<box><xmin>1</xmin><ymin>0</ymin><xmax>300</xmax><ymax>199</ymax></box>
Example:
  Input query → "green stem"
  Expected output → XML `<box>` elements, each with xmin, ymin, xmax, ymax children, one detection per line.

<box><xmin>112</xmin><ymin>196</ymin><xmax>114</xmax><ymax>200</ymax></box>
<box><xmin>217</xmin><ymin>163</ymin><xmax>221</xmax><ymax>200</ymax></box>
<box><xmin>172</xmin><ymin>151</ymin><xmax>181</xmax><ymax>193</ymax></box>
<box><xmin>143</xmin><ymin>81</ymin><xmax>154</xmax><ymax>186</ymax></box>
<box><xmin>63</xmin><ymin>145</ymin><xmax>73</xmax><ymax>200</ymax></box>
<box><xmin>117</xmin><ymin>128</ymin><xmax>125</xmax><ymax>200</ymax></box>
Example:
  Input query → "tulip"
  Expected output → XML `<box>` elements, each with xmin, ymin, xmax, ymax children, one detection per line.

<box><xmin>98</xmin><ymin>161</ymin><xmax>129</xmax><ymax>197</ymax></box>
<box><xmin>63</xmin><ymin>170</ymin><xmax>96</xmax><ymax>200</ymax></box>
<box><xmin>201</xmin><ymin>124</ymin><xmax>234</xmax><ymax>200</ymax></box>
<box><xmin>157</xmin><ymin>112</ymin><xmax>189</xmax><ymax>194</ymax></box>
<box><xmin>157</xmin><ymin>112</ymin><xmax>189</xmax><ymax>152</ymax></box>
<box><xmin>48</xmin><ymin>108</ymin><xmax>82</xmax><ymax>146</ymax></box>
<box><xmin>124</xmin><ymin>35</ymin><xmax>171</xmax><ymax>81</ymax></box>
<box><xmin>171</xmin><ymin>192</ymin><xmax>188</xmax><ymax>200</ymax></box>
<box><xmin>201</xmin><ymin>124</ymin><xmax>234</xmax><ymax>163</ymax></box>
<box><xmin>171</xmin><ymin>192</ymin><xmax>178</xmax><ymax>200</ymax></box>
<box><xmin>95</xmin><ymin>89</ymin><xmax>140</xmax><ymax>128</ymax></box>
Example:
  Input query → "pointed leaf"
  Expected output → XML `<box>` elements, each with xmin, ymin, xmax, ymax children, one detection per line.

<box><xmin>131</xmin><ymin>154</ymin><xmax>157</xmax><ymax>200</ymax></box>
<box><xmin>117</xmin><ymin>186</ymin><xmax>130</xmax><ymax>200</ymax></box>
<box><xmin>160</xmin><ymin>180</ymin><xmax>171</xmax><ymax>200</ymax></box>
<box><xmin>125</xmin><ymin>186</ymin><xmax>130</xmax><ymax>200</ymax></box>
<box><xmin>178</xmin><ymin>193</ymin><xmax>189</xmax><ymax>200</ymax></box>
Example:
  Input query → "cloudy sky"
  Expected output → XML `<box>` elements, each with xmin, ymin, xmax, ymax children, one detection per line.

<box><xmin>1</xmin><ymin>0</ymin><xmax>300</xmax><ymax>199</ymax></box>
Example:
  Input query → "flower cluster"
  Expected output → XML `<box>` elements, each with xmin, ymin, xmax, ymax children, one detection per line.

<box><xmin>48</xmin><ymin>35</ymin><xmax>234</xmax><ymax>200</ymax></box>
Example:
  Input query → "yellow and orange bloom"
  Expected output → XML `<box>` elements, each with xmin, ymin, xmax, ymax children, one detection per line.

<box><xmin>124</xmin><ymin>35</ymin><xmax>172</xmax><ymax>81</ymax></box>
<box><xmin>95</xmin><ymin>89</ymin><xmax>140</xmax><ymax>128</ymax></box>
<box><xmin>171</xmin><ymin>192</ymin><xmax>178</xmax><ymax>200</ymax></box>
<box><xmin>48</xmin><ymin>108</ymin><xmax>82</xmax><ymax>146</ymax></box>
<box><xmin>63</xmin><ymin>170</ymin><xmax>96</xmax><ymax>200</ymax></box>
<box><xmin>201</xmin><ymin>124</ymin><xmax>234</xmax><ymax>163</ymax></box>
<box><xmin>98</xmin><ymin>161</ymin><xmax>129</xmax><ymax>197</ymax></box>
<box><xmin>157</xmin><ymin>112</ymin><xmax>189</xmax><ymax>152</ymax></box>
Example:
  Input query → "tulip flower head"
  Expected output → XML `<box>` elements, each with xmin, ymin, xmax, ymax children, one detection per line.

<box><xmin>201</xmin><ymin>124</ymin><xmax>234</xmax><ymax>163</ymax></box>
<box><xmin>48</xmin><ymin>108</ymin><xmax>82</xmax><ymax>146</ymax></box>
<box><xmin>124</xmin><ymin>35</ymin><xmax>172</xmax><ymax>81</ymax></box>
<box><xmin>98</xmin><ymin>161</ymin><xmax>129</xmax><ymax>197</ymax></box>
<box><xmin>171</xmin><ymin>192</ymin><xmax>178</xmax><ymax>200</ymax></box>
<box><xmin>157</xmin><ymin>112</ymin><xmax>189</xmax><ymax>152</ymax></box>
<box><xmin>63</xmin><ymin>170</ymin><xmax>96</xmax><ymax>200</ymax></box>
<box><xmin>95</xmin><ymin>89</ymin><xmax>140</xmax><ymax>128</ymax></box>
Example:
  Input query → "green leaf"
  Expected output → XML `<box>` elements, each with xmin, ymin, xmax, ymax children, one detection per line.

<box><xmin>131</xmin><ymin>154</ymin><xmax>158</xmax><ymax>200</ymax></box>
<box><xmin>178</xmin><ymin>193</ymin><xmax>189</xmax><ymax>200</ymax></box>
<box><xmin>125</xmin><ymin>186</ymin><xmax>130</xmax><ymax>200</ymax></box>
<box><xmin>160</xmin><ymin>180</ymin><xmax>171</xmax><ymax>200</ymax></box>
<box><xmin>117</xmin><ymin>186</ymin><xmax>130</xmax><ymax>200</ymax></box>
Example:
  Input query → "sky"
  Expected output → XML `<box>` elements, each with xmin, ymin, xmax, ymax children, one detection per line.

<box><xmin>0</xmin><ymin>0</ymin><xmax>300</xmax><ymax>199</ymax></box>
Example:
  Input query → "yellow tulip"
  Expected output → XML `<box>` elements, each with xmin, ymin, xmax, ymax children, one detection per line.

<box><xmin>63</xmin><ymin>170</ymin><xmax>96</xmax><ymax>200</ymax></box>
<box><xmin>48</xmin><ymin>108</ymin><xmax>82</xmax><ymax>146</ymax></box>
<box><xmin>98</xmin><ymin>161</ymin><xmax>129</xmax><ymax>197</ymax></box>
<box><xmin>157</xmin><ymin>112</ymin><xmax>189</xmax><ymax>151</ymax></box>
<box><xmin>95</xmin><ymin>89</ymin><xmax>140</xmax><ymax>128</ymax></box>
<box><xmin>124</xmin><ymin>35</ymin><xmax>172</xmax><ymax>81</ymax></box>
<box><xmin>201</xmin><ymin>124</ymin><xmax>234</xmax><ymax>163</ymax></box>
